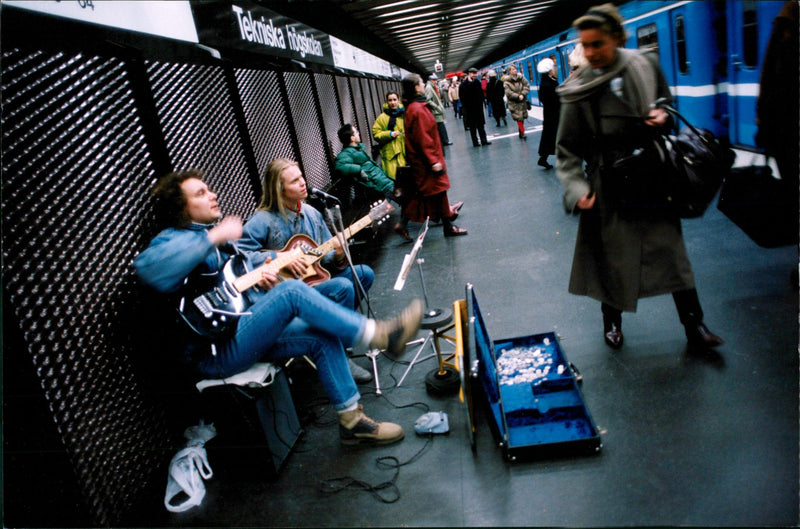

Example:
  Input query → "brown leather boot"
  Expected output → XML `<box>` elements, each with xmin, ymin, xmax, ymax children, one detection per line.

<box><xmin>339</xmin><ymin>405</ymin><xmax>404</xmax><ymax>446</ymax></box>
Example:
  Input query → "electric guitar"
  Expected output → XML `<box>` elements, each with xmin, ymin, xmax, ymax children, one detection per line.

<box><xmin>177</xmin><ymin>200</ymin><xmax>395</xmax><ymax>339</ymax></box>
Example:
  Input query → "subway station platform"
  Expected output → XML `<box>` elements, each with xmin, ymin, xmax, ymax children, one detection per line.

<box><xmin>127</xmin><ymin>114</ymin><xmax>798</xmax><ymax>528</ymax></box>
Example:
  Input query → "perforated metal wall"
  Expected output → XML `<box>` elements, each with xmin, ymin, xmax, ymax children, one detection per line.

<box><xmin>349</xmin><ymin>77</ymin><xmax>371</xmax><ymax>155</ymax></box>
<box><xmin>4</xmin><ymin>11</ymin><xmax>399</xmax><ymax>526</ymax></box>
<box><xmin>146</xmin><ymin>60</ymin><xmax>257</xmax><ymax>218</ymax></box>
<box><xmin>314</xmin><ymin>73</ymin><xmax>344</xmax><ymax>164</ymax></box>
<box><xmin>235</xmin><ymin>68</ymin><xmax>297</xmax><ymax>181</ymax></box>
<box><xmin>283</xmin><ymin>71</ymin><xmax>330</xmax><ymax>191</ymax></box>
<box><xmin>336</xmin><ymin>76</ymin><xmax>356</xmax><ymax>130</ymax></box>
<box><xmin>1</xmin><ymin>48</ymin><xmax>169</xmax><ymax>526</ymax></box>
<box><xmin>362</xmin><ymin>78</ymin><xmax>381</xmax><ymax>131</ymax></box>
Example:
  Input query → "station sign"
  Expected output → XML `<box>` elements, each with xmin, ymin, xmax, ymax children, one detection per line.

<box><xmin>190</xmin><ymin>0</ymin><xmax>334</xmax><ymax>66</ymax></box>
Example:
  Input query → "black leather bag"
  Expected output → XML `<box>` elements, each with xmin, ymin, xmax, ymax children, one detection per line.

<box><xmin>393</xmin><ymin>165</ymin><xmax>416</xmax><ymax>206</ymax></box>
<box><xmin>598</xmin><ymin>114</ymin><xmax>675</xmax><ymax>216</ymax></box>
<box><xmin>662</xmin><ymin>104</ymin><xmax>735</xmax><ymax>218</ymax></box>
<box><xmin>717</xmin><ymin>157</ymin><xmax>799</xmax><ymax>248</ymax></box>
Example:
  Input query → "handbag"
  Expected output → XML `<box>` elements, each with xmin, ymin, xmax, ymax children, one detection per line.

<box><xmin>661</xmin><ymin>102</ymin><xmax>735</xmax><ymax>218</ymax></box>
<box><xmin>717</xmin><ymin>155</ymin><xmax>799</xmax><ymax>248</ymax></box>
<box><xmin>602</xmin><ymin>130</ymin><xmax>674</xmax><ymax>215</ymax></box>
<box><xmin>393</xmin><ymin>165</ymin><xmax>417</xmax><ymax>206</ymax></box>
<box><xmin>591</xmin><ymin>94</ymin><xmax>674</xmax><ymax>216</ymax></box>
<box><xmin>525</xmin><ymin>99</ymin><xmax>532</xmax><ymax>110</ymax></box>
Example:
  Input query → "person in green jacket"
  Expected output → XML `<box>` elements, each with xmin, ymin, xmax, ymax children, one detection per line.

<box><xmin>335</xmin><ymin>124</ymin><xmax>396</xmax><ymax>200</ymax></box>
<box><xmin>371</xmin><ymin>92</ymin><xmax>406</xmax><ymax>180</ymax></box>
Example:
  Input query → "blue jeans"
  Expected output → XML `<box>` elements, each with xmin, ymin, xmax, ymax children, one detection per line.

<box><xmin>315</xmin><ymin>264</ymin><xmax>374</xmax><ymax>310</ymax></box>
<box><xmin>198</xmin><ymin>280</ymin><xmax>365</xmax><ymax>410</ymax></box>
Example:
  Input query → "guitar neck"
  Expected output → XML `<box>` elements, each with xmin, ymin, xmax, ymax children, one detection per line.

<box><xmin>313</xmin><ymin>215</ymin><xmax>374</xmax><ymax>257</ymax></box>
<box><xmin>229</xmin><ymin>203</ymin><xmax>386</xmax><ymax>293</ymax></box>
<box><xmin>233</xmin><ymin>249</ymin><xmax>300</xmax><ymax>292</ymax></box>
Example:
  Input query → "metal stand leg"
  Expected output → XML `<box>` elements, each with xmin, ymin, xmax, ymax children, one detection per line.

<box><xmin>365</xmin><ymin>348</ymin><xmax>382</xmax><ymax>395</ymax></box>
<box><xmin>397</xmin><ymin>332</ymin><xmax>437</xmax><ymax>387</ymax></box>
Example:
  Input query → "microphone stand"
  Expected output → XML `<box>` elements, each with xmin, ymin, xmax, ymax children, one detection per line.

<box><xmin>321</xmin><ymin>199</ymin><xmax>380</xmax><ymax>392</ymax></box>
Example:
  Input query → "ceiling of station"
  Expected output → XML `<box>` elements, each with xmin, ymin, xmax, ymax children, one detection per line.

<box><xmin>263</xmin><ymin>0</ymin><xmax>599</xmax><ymax>74</ymax></box>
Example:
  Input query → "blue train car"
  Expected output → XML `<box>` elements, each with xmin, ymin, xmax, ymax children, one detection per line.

<box><xmin>484</xmin><ymin>0</ymin><xmax>785</xmax><ymax>148</ymax></box>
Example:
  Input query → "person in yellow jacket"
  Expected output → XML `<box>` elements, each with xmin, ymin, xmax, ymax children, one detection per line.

<box><xmin>371</xmin><ymin>91</ymin><xmax>406</xmax><ymax>180</ymax></box>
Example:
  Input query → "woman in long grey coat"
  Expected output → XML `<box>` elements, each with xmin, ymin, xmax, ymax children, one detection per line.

<box><xmin>555</xmin><ymin>3</ymin><xmax>723</xmax><ymax>351</ymax></box>
<box><xmin>503</xmin><ymin>64</ymin><xmax>529</xmax><ymax>139</ymax></box>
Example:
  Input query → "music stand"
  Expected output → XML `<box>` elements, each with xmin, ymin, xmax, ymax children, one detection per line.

<box><xmin>393</xmin><ymin>220</ymin><xmax>457</xmax><ymax>389</ymax></box>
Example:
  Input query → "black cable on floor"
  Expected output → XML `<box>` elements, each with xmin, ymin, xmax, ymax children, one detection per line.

<box><xmin>317</xmin><ymin>435</ymin><xmax>434</xmax><ymax>503</ymax></box>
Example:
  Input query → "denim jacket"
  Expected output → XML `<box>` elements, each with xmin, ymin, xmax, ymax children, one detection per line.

<box><xmin>134</xmin><ymin>223</ymin><xmax>268</xmax><ymax>294</ymax></box>
<box><xmin>239</xmin><ymin>204</ymin><xmax>337</xmax><ymax>269</ymax></box>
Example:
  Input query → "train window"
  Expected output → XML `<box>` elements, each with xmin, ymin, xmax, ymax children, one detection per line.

<box><xmin>636</xmin><ymin>23</ymin><xmax>659</xmax><ymax>51</ymax></box>
<box><xmin>675</xmin><ymin>15</ymin><xmax>689</xmax><ymax>74</ymax></box>
<box><xmin>742</xmin><ymin>0</ymin><xmax>758</xmax><ymax>68</ymax></box>
<box><xmin>527</xmin><ymin>60</ymin><xmax>534</xmax><ymax>82</ymax></box>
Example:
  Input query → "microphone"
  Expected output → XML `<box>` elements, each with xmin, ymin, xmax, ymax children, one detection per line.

<box><xmin>308</xmin><ymin>186</ymin><xmax>341</xmax><ymax>204</ymax></box>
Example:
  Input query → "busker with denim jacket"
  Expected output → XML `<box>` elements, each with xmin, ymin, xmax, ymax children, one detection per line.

<box><xmin>134</xmin><ymin>169</ymin><xmax>422</xmax><ymax>445</ymax></box>
<box><xmin>555</xmin><ymin>3</ymin><xmax>723</xmax><ymax>352</ymax></box>
<box><xmin>239</xmin><ymin>158</ymin><xmax>379</xmax><ymax>383</ymax></box>
<box><xmin>334</xmin><ymin>124</ymin><xmax>396</xmax><ymax>200</ymax></box>
<box><xmin>371</xmin><ymin>92</ymin><xmax>406</xmax><ymax>180</ymax></box>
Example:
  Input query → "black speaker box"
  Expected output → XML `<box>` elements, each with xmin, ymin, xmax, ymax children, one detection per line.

<box><xmin>199</xmin><ymin>368</ymin><xmax>303</xmax><ymax>479</ymax></box>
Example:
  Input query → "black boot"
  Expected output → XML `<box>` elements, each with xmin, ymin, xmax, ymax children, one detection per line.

<box><xmin>538</xmin><ymin>157</ymin><xmax>553</xmax><ymax>169</ymax></box>
<box><xmin>602</xmin><ymin>304</ymin><xmax>623</xmax><ymax>349</ymax></box>
<box><xmin>673</xmin><ymin>289</ymin><xmax>724</xmax><ymax>348</ymax></box>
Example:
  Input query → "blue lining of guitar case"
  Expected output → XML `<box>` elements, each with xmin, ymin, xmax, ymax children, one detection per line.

<box><xmin>467</xmin><ymin>284</ymin><xmax>602</xmax><ymax>460</ymax></box>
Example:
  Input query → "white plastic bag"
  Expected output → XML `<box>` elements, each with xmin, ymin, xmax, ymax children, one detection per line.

<box><xmin>164</xmin><ymin>422</ymin><xmax>217</xmax><ymax>513</ymax></box>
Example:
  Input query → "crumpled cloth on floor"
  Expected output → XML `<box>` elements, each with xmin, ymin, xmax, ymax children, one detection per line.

<box><xmin>164</xmin><ymin>422</ymin><xmax>217</xmax><ymax>513</ymax></box>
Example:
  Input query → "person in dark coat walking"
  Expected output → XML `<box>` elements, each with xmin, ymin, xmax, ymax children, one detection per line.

<box><xmin>485</xmin><ymin>70</ymin><xmax>507</xmax><ymax>127</ymax></box>
<box><xmin>555</xmin><ymin>3</ymin><xmax>723</xmax><ymax>352</ymax></box>
<box><xmin>398</xmin><ymin>73</ymin><xmax>467</xmax><ymax>238</ymax></box>
<box><xmin>536</xmin><ymin>57</ymin><xmax>560</xmax><ymax>169</ymax></box>
<box><xmin>459</xmin><ymin>68</ymin><xmax>491</xmax><ymax>147</ymax></box>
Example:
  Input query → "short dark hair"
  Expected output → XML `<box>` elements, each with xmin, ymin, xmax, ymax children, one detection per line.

<box><xmin>151</xmin><ymin>169</ymin><xmax>204</xmax><ymax>229</ymax></box>
<box><xmin>401</xmin><ymin>74</ymin><xmax>422</xmax><ymax>103</ymax></box>
<box><xmin>338</xmin><ymin>123</ymin><xmax>355</xmax><ymax>145</ymax></box>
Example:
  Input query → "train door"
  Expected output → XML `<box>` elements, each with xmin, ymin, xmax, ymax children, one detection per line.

<box><xmin>726</xmin><ymin>0</ymin><xmax>783</xmax><ymax>146</ymax></box>
<box><xmin>666</xmin><ymin>2</ymin><xmax>727</xmax><ymax>138</ymax></box>
<box><xmin>556</xmin><ymin>44</ymin><xmax>572</xmax><ymax>82</ymax></box>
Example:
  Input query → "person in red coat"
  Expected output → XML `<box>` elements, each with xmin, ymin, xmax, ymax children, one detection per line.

<box><xmin>397</xmin><ymin>74</ymin><xmax>467</xmax><ymax>238</ymax></box>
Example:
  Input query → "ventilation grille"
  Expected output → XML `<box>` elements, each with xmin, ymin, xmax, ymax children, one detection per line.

<box><xmin>314</xmin><ymin>73</ymin><xmax>343</xmax><ymax>167</ymax></box>
<box><xmin>1</xmin><ymin>48</ymin><xmax>168</xmax><ymax>526</ymax></box>
<box><xmin>283</xmin><ymin>71</ymin><xmax>330</xmax><ymax>191</ymax></box>
<box><xmin>235</xmin><ymin>68</ymin><xmax>297</xmax><ymax>180</ymax></box>
<box><xmin>336</xmin><ymin>76</ymin><xmax>356</xmax><ymax>142</ymax></box>
<box><xmin>146</xmin><ymin>60</ymin><xmax>256</xmax><ymax>218</ymax></box>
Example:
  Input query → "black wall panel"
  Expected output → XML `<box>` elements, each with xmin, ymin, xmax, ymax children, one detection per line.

<box><xmin>283</xmin><ymin>71</ymin><xmax>330</xmax><ymax>191</ymax></box>
<box><xmin>336</xmin><ymin>75</ymin><xmax>356</xmax><ymax>131</ymax></box>
<box><xmin>146</xmin><ymin>60</ymin><xmax>257</xmax><ymax>219</ymax></box>
<box><xmin>2</xmin><ymin>9</ymin><xmax>400</xmax><ymax>526</ymax></box>
<box><xmin>235</xmin><ymin>68</ymin><xmax>297</xmax><ymax>187</ymax></box>
<box><xmin>2</xmin><ymin>48</ymin><xmax>169</xmax><ymax>526</ymax></box>
<box><xmin>314</xmin><ymin>73</ymin><xmax>344</xmax><ymax>165</ymax></box>
<box><xmin>349</xmin><ymin>77</ymin><xmax>371</xmax><ymax>156</ymax></box>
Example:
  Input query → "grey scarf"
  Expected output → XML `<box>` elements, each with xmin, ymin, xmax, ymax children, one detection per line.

<box><xmin>557</xmin><ymin>48</ymin><xmax>658</xmax><ymax>115</ymax></box>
